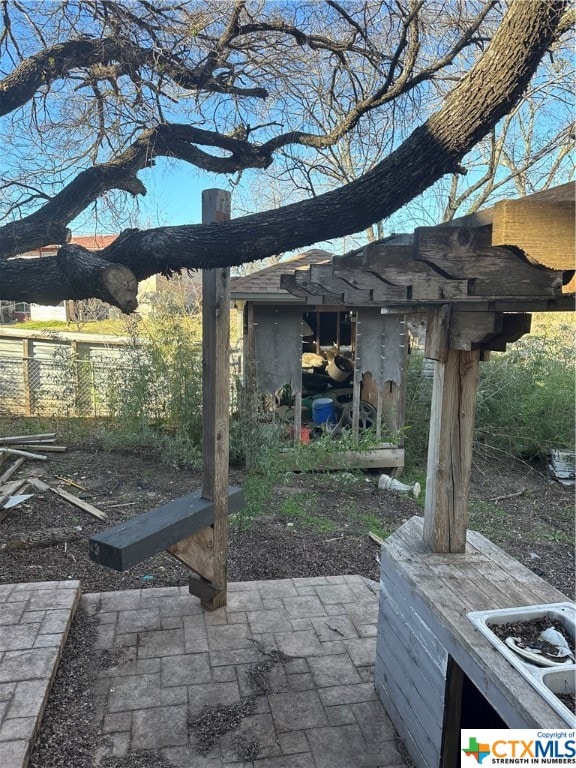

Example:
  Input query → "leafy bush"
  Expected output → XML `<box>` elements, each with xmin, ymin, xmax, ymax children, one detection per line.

<box><xmin>403</xmin><ymin>350</ymin><xmax>433</xmax><ymax>468</ymax></box>
<box><xmin>475</xmin><ymin>318</ymin><xmax>575</xmax><ymax>459</ymax></box>
<box><xmin>404</xmin><ymin>314</ymin><xmax>575</xmax><ymax>465</ymax></box>
<box><xmin>101</xmin><ymin>310</ymin><xmax>203</xmax><ymax>467</ymax></box>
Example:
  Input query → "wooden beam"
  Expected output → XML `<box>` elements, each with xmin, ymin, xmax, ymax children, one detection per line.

<box><xmin>0</xmin><ymin>457</ymin><xmax>25</xmax><ymax>486</ymax></box>
<box><xmin>425</xmin><ymin>305</ymin><xmax>452</xmax><ymax>363</ymax></box>
<box><xmin>243</xmin><ymin>301</ymin><xmax>259</xmax><ymax>469</ymax></box>
<box><xmin>88</xmin><ymin>487</ymin><xmax>244</xmax><ymax>571</ymax></box>
<box><xmin>310</xmin><ymin>262</ymin><xmax>407</xmax><ymax>303</ymax></box>
<box><xmin>449</xmin><ymin>312</ymin><xmax>502</xmax><ymax>351</ymax></box>
<box><xmin>492</xmin><ymin>199</ymin><xmax>575</xmax><ymax>271</ymax></box>
<box><xmin>22</xmin><ymin>338</ymin><xmax>32</xmax><ymax>416</ymax></box>
<box><xmin>342</xmin><ymin>243</ymin><xmax>470</xmax><ymax>301</ymax></box>
<box><xmin>279</xmin><ymin>446</ymin><xmax>404</xmax><ymax>471</ymax></box>
<box><xmin>478</xmin><ymin>313</ymin><xmax>532</xmax><ymax>352</ymax></box>
<box><xmin>0</xmin><ymin>433</ymin><xmax>56</xmax><ymax>444</ymax></box>
<box><xmin>167</xmin><ymin>526</ymin><xmax>214</xmax><ymax>577</ymax></box>
<box><xmin>280</xmin><ymin>273</ymin><xmax>336</xmax><ymax>303</ymax></box>
<box><xmin>444</xmin><ymin>181</ymin><xmax>575</xmax><ymax>230</ymax></box>
<box><xmin>423</xmin><ymin>349</ymin><xmax>480</xmax><ymax>553</ymax></box>
<box><xmin>415</xmin><ymin>225</ymin><xmax>564</xmax><ymax>299</ymax></box>
<box><xmin>29</xmin><ymin>477</ymin><xmax>107</xmax><ymax>521</ymax></box>
<box><xmin>348</xmin><ymin>296</ymin><xmax>574</xmax><ymax>314</ymax></box>
<box><xmin>188</xmin><ymin>573</ymin><xmax>226</xmax><ymax>604</ymax></box>
<box><xmin>199</xmin><ymin>188</ymin><xmax>231</xmax><ymax>610</ymax></box>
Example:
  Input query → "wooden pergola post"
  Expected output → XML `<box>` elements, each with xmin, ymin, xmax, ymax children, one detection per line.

<box><xmin>422</xmin><ymin>306</ymin><xmax>480</xmax><ymax>553</ymax></box>
<box><xmin>168</xmin><ymin>189</ymin><xmax>231</xmax><ymax>610</ymax></box>
<box><xmin>199</xmin><ymin>189</ymin><xmax>231</xmax><ymax>609</ymax></box>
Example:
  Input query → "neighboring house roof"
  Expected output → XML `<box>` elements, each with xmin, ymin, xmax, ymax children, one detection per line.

<box><xmin>230</xmin><ymin>249</ymin><xmax>333</xmax><ymax>303</ymax></box>
<box><xmin>22</xmin><ymin>234</ymin><xmax>118</xmax><ymax>258</ymax></box>
<box><xmin>70</xmin><ymin>234</ymin><xmax>118</xmax><ymax>250</ymax></box>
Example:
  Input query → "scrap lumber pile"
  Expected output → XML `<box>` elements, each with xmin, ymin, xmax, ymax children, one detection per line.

<box><xmin>0</xmin><ymin>433</ymin><xmax>107</xmax><ymax>523</ymax></box>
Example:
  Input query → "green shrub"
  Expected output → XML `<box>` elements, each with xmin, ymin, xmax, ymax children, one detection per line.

<box><xmin>404</xmin><ymin>350</ymin><xmax>433</xmax><ymax>468</ymax></box>
<box><xmin>403</xmin><ymin>315</ymin><xmax>575</xmax><ymax>465</ymax></box>
<box><xmin>475</xmin><ymin>326</ymin><xmax>575</xmax><ymax>459</ymax></box>
<box><xmin>101</xmin><ymin>310</ymin><xmax>203</xmax><ymax>467</ymax></box>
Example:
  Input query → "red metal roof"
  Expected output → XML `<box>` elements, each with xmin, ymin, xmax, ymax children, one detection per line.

<box><xmin>70</xmin><ymin>234</ymin><xmax>118</xmax><ymax>250</ymax></box>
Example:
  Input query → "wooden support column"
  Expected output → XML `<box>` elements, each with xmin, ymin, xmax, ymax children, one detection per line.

<box><xmin>423</xmin><ymin>306</ymin><xmax>480</xmax><ymax>553</ymax></box>
<box><xmin>381</xmin><ymin>314</ymin><xmax>408</xmax><ymax>450</ymax></box>
<box><xmin>181</xmin><ymin>189</ymin><xmax>231</xmax><ymax>610</ymax></box>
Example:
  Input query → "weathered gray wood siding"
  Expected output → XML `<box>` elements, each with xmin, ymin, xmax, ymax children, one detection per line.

<box><xmin>375</xmin><ymin>516</ymin><xmax>572</xmax><ymax>768</ymax></box>
<box><xmin>376</xmin><ymin>566</ymin><xmax>448</xmax><ymax>768</ymax></box>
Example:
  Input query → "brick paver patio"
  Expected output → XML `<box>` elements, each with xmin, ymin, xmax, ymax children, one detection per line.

<box><xmin>1</xmin><ymin>576</ymin><xmax>409</xmax><ymax>767</ymax></box>
<box><xmin>0</xmin><ymin>581</ymin><xmax>81</xmax><ymax>768</ymax></box>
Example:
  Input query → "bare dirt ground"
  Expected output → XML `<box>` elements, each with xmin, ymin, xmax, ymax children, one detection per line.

<box><xmin>0</xmin><ymin>439</ymin><xmax>573</xmax><ymax>768</ymax></box>
<box><xmin>1</xmin><ymin>444</ymin><xmax>573</xmax><ymax>595</ymax></box>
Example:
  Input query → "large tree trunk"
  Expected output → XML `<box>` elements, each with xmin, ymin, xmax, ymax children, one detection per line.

<box><xmin>0</xmin><ymin>0</ymin><xmax>566</xmax><ymax>310</ymax></box>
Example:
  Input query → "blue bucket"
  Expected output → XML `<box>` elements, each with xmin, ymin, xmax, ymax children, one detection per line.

<box><xmin>312</xmin><ymin>397</ymin><xmax>335</xmax><ymax>425</ymax></box>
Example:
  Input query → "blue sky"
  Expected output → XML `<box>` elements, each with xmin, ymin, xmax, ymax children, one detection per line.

<box><xmin>2</xmin><ymin>1</ymin><xmax>573</xmax><ymax>257</ymax></box>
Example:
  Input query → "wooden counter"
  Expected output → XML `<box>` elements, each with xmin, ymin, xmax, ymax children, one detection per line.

<box><xmin>375</xmin><ymin>516</ymin><xmax>573</xmax><ymax>768</ymax></box>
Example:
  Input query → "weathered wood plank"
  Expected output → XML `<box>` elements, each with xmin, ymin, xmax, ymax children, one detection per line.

<box><xmin>29</xmin><ymin>477</ymin><xmax>107</xmax><ymax>521</ymax></box>
<box><xmin>309</xmin><ymin>261</ymin><xmax>408</xmax><ymax>303</ymax></box>
<box><xmin>353</xmin><ymin>296</ymin><xmax>574</xmax><ymax>314</ymax></box>
<box><xmin>0</xmin><ymin>433</ymin><xmax>56</xmax><ymax>444</ymax></box>
<box><xmin>375</xmin><ymin>649</ymin><xmax>440</xmax><ymax>766</ymax></box>
<box><xmin>378</xmin><ymin>517</ymin><xmax>569</xmax><ymax>728</ymax></box>
<box><xmin>0</xmin><ymin>447</ymin><xmax>47</xmax><ymax>460</ymax></box>
<box><xmin>423</xmin><ymin>349</ymin><xmax>480</xmax><ymax>552</ymax></box>
<box><xmin>377</xmin><ymin>597</ymin><xmax>447</xmax><ymax>703</ymax></box>
<box><xmin>11</xmin><ymin>445</ymin><xmax>67</xmax><ymax>452</ymax></box>
<box><xmin>279</xmin><ymin>446</ymin><xmax>404</xmax><ymax>472</ymax></box>
<box><xmin>448</xmin><ymin>312</ymin><xmax>501</xmax><ymax>351</ymax></box>
<box><xmin>379</xmin><ymin>583</ymin><xmax>448</xmax><ymax>672</ymax></box>
<box><xmin>444</xmin><ymin>181</ymin><xmax>575</xmax><ymax>231</ymax></box>
<box><xmin>341</xmin><ymin>243</ymin><xmax>471</xmax><ymax>301</ymax></box>
<box><xmin>425</xmin><ymin>305</ymin><xmax>451</xmax><ymax>363</ymax></box>
<box><xmin>0</xmin><ymin>478</ymin><xmax>29</xmax><ymax>522</ymax></box>
<box><xmin>309</xmin><ymin>262</ymin><xmax>408</xmax><ymax>305</ymax></box>
<box><xmin>465</xmin><ymin>529</ymin><xmax>570</xmax><ymax>605</ymax></box>
<box><xmin>492</xmin><ymin>199</ymin><xmax>575</xmax><ymax>271</ymax></box>
<box><xmin>199</xmin><ymin>188</ymin><xmax>231</xmax><ymax>610</ymax></box>
<box><xmin>88</xmin><ymin>486</ymin><xmax>244</xmax><ymax>571</ymax></box>
<box><xmin>374</xmin><ymin>679</ymin><xmax>429</xmax><ymax>768</ymax></box>
<box><xmin>476</xmin><ymin>312</ymin><xmax>531</xmax><ymax>351</ymax></box>
<box><xmin>0</xmin><ymin>457</ymin><xmax>25</xmax><ymax>486</ymax></box>
<box><xmin>166</xmin><ymin>526</ymin><xmax>214</xmax><ymax>576</ymax></box>
<box><xmin>415</xmin><ymin>225</ymin><xmax>563</xmax><ymax>298</ymax></box>
<box><xmin>280</xmin><ymin>273</ymin><xmax>344</xmax><ymax>307</ymax></box>
<box><xmin>375</xmin><ymin>637</ymin><xmax>444</xmax><ymax>749</ymax></box>
<box><xmin>292</xmin><ymin>268</ymin><xmax>359</xmax><ymax>302</ymax></box>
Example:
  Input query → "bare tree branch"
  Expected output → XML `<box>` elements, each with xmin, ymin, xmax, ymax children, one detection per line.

<box><xmin>0</xmin><ymin>0</ymin><xmax>567</xmax><ymax>311</ymax></box>
<box><xmin>0</xmin><ymin>36</ymin><xmax>268</xmax><ymax>118</ymax></box>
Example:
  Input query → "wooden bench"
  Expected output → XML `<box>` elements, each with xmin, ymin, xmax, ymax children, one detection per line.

<box><xmin>88</xmin><ymin>486</ymin><xmax>243</xmax><ymax>572</ymax></box>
